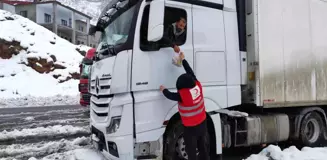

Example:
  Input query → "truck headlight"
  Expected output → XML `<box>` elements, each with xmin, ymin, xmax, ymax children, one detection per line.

<box><xmin>106</xmin><ymin>116</ymin><xmax>121</xmax><ymax>134</ymax></box>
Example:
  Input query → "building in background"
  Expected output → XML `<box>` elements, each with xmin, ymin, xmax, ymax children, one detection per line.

<box><xmin>0</xmin><ymin>1</ymin><xmax>16</xmax><ymax>13</ymax></box>
<box><xmin>0</xmin><ymin>0</ymin><xmax>100</xmax><ymax>48</ymax></box>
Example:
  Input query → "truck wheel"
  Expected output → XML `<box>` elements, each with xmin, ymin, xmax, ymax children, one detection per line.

<box><xmin>163</xmin><ymin>120</ymin><xmax>210</xmax><ymax>160</ymax></box>
<box><xmin>299</xmin><ymin>112</ymin><xmax>324</xmax><ymax>147</ymax></box>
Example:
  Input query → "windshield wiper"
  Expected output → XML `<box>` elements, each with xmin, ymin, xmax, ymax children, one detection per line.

<box><xmin>107</xmin><ymin>45</ymin><xmax>117</xmax><ymax>56</ymax></box>
<box><xmin>98</xmin><ymin>44</ymin><xmax>117</xmax><ymax>56</ymax></box>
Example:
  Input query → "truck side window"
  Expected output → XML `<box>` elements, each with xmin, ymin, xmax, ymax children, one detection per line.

<box><xmin>140</xmin><ymin>6</ymin><xmax>187</xmax><ymax>51</ymax></box>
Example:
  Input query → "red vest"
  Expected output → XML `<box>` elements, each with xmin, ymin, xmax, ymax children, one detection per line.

<box><xmin>178</xmin><ymin>81</ymin><xmax>206</xmax><ymax>127</ymax></box>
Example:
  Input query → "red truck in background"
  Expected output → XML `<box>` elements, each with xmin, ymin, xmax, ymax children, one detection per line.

<box><xmin>79</xmin><ymin>48</ymin><xmax>95</xmax><ymax>106</ymax></box>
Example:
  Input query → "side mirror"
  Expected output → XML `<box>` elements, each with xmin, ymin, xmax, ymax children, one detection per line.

<box><xmin>88</xmin><ymin>26</ymin><xmax>97</xmax><ymax>36</ymax></box>
<box><xmin>147</xmin><ymin>0</ymin><xmax>165</xmax><ymax>42</ymax></box>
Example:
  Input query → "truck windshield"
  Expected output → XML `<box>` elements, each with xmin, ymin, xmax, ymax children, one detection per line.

<box><xmin>81</xmin><ymin>64</ymin><xmax>91</xmax><ymax>78</ymax></box>
<box><xmin>101</xmin><ymin>5</ymin><xmax>136</xmax><ymax>46</ymax></box>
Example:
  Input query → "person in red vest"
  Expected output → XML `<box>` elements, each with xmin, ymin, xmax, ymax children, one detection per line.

<box><xmin>160</xmin><ymin>52</ymin><xmax>209</xmax><ymax>160</ymax></box>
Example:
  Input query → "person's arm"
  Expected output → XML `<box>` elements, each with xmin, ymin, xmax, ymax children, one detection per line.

<box><xmin>162</xmin><ymin>26</ymin><xmax>175</xmax><ymax>48</ymax></box>
<box><xmin>180</xmin><ymin>53</ymin><xmax>197</xmax><ymax>80</ymax></box>
<box><xmin>161</xmin><ymin>26</ymin><xmax>180</xmax><ymax>53</ymax></box>
<box><xmin>163</xmin><ymin>89</ymin><xmax>181</xmax><ymax>101</ymax></box>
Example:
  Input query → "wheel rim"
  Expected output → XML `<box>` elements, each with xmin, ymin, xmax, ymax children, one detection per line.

<box><xmin>304</xmin><ymin>119</ymin><xmax>320</xmax><ymax>143</ymax></box>
<box><xmin>176</xmin><ymin>136</ymin><xmax>188</xmax><ymax>159</ymax></box>
<box><xmin>175</xmin><ymin>135</ymin><xmax>200</xmax><ymax>160</ymax></box>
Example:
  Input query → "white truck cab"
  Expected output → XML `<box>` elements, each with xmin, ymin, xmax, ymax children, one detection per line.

<box><xmin>88</xmin><ymin>0</ymin><xmax>327</xmax><ymax>159</ymax></box>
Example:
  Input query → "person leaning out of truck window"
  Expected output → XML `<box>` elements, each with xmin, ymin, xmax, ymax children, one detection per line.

<box><xmin>161</xmin><ymin>16</ymin><xmax>187</xmax><ymax>53</ymax></box>
<box><xmin>159</xmin><ymin>52</ymin><xmax>209</xmax><ymax>160</ymax></box>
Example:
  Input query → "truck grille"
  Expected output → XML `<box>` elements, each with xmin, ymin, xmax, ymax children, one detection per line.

<box><xmin>82</xmin><ymin>94</ymin><xmax>91</xmax><ymax>102</ymax></box>
<box><xmin>89</xmin><ymin>77</ymin><xmax>111</xmax><ymax>95</ymax></box>
<box><xmin>89</xmin><ymin>77</ymin><xmax>113</xmax><ymax>122</ymax></box>
<box><xmin>90</xmin><ymin>95</ymin><xmax>113</xmax><ymax>122</ymax></box>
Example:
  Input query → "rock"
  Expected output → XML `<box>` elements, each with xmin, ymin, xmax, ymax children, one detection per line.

<box><xmin>50</xmin><ymin>55</ymin><xmax>57</xmax><ymax>62</ymax></box>
<box><xmin>50</xmin><ymin>36</ymin><xmax>56</xmax><ymax>44</ymax></box>
<box><xmin>53</xmin><ymin>74</ymin><xmax>61</xmax><ymax>79</ymax></box>
<box><xmin>25</xmin><ymin>54</ymin><xmax>69</xmax><ymax>73</ymax></box>
<box><xmin>26</xmin><ymin>57</ymin><xmax>54</xmax><ymax>73</ymax></box>
<box><xmin>53</xmin><ymin>62</ymin><xmax>66</xmax><ymax>69</ymax></box>
<box><xmin>57</xmin><ymin>72</ymin><xmax>80</xmax><ymax>83</ymax></box>
<box><xmin>59</xmin><ymin>77</ymin><xmax>71</xmax><ymax>83</ymax></box>
<box><xmin>70</xmin><ymin>72</ymin><xmax>80</xmax><ymax>79</ymax></box>
<box><xmin>75</xmin><ymin>47</ymin><xmax>86</xmax><ymax>56</ymax></box>
<box><xmin>0</xmin><ymin>39</ymin><xmax>26</xmax><ymax>59</ymax></box>
<box><xmin>1</xmin><ymin>39</ymin><xmax>78</xmax><ymax>83</ymax></box>
<box><xmin>5</xmin><ymin>16</ymin><xmax>14</xmax><ymax>20</ymax></box>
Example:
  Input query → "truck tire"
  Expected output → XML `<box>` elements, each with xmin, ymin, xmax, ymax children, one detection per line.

<box><xmin>299</xmin><ymin>112</ymin><xmax>324</xmax><ymax>147</ymax></box>
<box><xmin>163</xmin><ymin>120</ymin><xmax>211</xmax><ymax>160</ymax></box>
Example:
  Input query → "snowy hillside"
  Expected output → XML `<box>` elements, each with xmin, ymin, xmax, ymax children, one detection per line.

<box><xmin>0</xmin><ymin>9</ymin><xmax>90</xmax><ymax>107</ymax></box>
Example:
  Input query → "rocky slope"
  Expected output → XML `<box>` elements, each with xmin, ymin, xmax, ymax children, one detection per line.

<box><xmin>0</xmin><ymin>9</ymin><xmax>90</xmax><ymax>99</ymax></box>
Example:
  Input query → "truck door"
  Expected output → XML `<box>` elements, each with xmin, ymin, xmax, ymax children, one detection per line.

<box><xmin>131</xmin><ymin>0</ymin><xmax>194</xmax><ymax>142</ymax></box>
<box><xmin>192</xmin><ymin>4</ymin><xmax>228</xmax><ymax>112</ymax></box>
<box><xmin>132</xmin><ymin>1</ymin><xmax>193</xmax><ymax>92</ymax></box>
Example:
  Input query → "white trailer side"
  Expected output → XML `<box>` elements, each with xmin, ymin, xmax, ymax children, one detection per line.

<box><xmin>247</xmin><ymin>0</ymin><xmax>327</xmax><ymax>108</ymax></box>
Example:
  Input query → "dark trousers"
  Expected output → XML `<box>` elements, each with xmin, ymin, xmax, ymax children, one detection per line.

<box><xmin>183</xmin><ymin>119</ymin><xmax>210</xmax><ymax>160</ymax></box>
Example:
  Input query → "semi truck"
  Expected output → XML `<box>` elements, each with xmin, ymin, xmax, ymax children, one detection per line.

<box><xmin>88</xmin><ymin>0</ymin><xmax>327</xmax><ymax>159</ymax></box>
<box><xmin>78</xmin><ymin>48</ymin><xmax>95</xmax><ymax>106</ymax></box>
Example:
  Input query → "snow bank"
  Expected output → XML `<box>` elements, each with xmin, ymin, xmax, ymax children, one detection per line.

<box><xmin>0</xmin><ymin>136</ymin><xmax>99</xmax><ymax>160</ymax></box>
<box><xmin>0</xmin><ymin>125</ymin><xmax>89</xmax><ymax>141</ymax></box>
<box><xmin>0</xmin><ymin>10</ymin><xmax>83</xmax><ymax>75</ymax></box>
<box><xmin>0</xmin><ymin>94</ymin><xmax>79</xmax><ymax>108</ymax></box>
<box><xmin>246</xmin><ymin>145</ymin><xmax>327</xmax><ymax>160</ymax></box>
<box><xmin>75</xmin><ymin>44</ymin><xmax>92</xmax><ymax>56</ymax></box>
<box><xmin>0</xmin><ymin>9</ymin><xmax>91</xmax><ymax>106</ymax></box>
<box><xmin>25</xmin><ymin>148</ymin><xmax>106</xmax><ymax>160</ymax></box>
<box><xmin>0</xmin><ymin>137</ymin><xmax>90</xmax><ymax>159</ymax></box>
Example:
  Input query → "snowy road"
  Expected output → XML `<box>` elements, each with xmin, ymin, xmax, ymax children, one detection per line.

<box><xmin>0</xmin><ymin>105</ymin><xmax>104</xmax><ymax>160</ymax></box>
<box><xmin>0</xmin><ymin>105</ymin><xmax>89</xmax><ymax>134</ymax></box>
<box><xmin>0</xmin><ymin>105</ymin><xmax>296</xmax><ymax>160</ymax></box>
<box><xmin>0</xmin><ymin>105</ymin><xmax>251</xmax><ymax>160</ymax></box>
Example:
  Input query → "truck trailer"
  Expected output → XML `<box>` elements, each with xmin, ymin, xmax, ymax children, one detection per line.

<box><xmin>88</xmin><ymin>0</ymin><xmax>327</xmax><ymax>159</ymax></box>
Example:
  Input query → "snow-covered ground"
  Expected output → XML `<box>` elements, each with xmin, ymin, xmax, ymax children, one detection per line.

<box><xmin>27</xmin><ymin>148</ymin><xmax>106</xmax><ymax>160</ymax></box>
<box><xmin>0</xmin><ymin>10</ymin><xmax>90</xmax><ymax>108</ymax></box>
<box><xmin>245</xmin><ymin>145</ymin><xmax>327</xmax><ymax>160</ymax></box>
<box><xmin>0</xmin><ymin>105</ymin><xmax>102</xmax><ymax>160</ymax></box>
<box><xmin>0</xmin><ymin>125</ymin><xmax>89</xmax><ymax>141</ymax></box>
<box><xmin>0</xmin><ymin>128</ymin><xmax>100</xmax><ymax>160</ymax></box>
<box><xmin>0</xmin><ymin>136</ymin><xmax>106</xmax><ymax>160</ymax></box>
<box><xmin>0</xmin><ymin>95</ymin><xmax>79</xmax><ymax>108</ymax></box>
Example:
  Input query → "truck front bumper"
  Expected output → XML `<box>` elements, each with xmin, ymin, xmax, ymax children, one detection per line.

<box><xmin>91</xmin><ymin>124</ymin><xmax>164</xmax><ymax>160</ymax></box>
<box><xmin>79</xmin><ymin>93</ymin><xmax>91</xmax><ymax>106</ymax></box>
<box><xmin>91</xmin><ymin>125</ymin><xmax>134</xmax><ymax>160</ymax></box>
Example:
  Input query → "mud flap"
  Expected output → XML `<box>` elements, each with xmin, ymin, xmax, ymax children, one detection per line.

<box><xmin>210</xmin><ymin>113</ymin><xmax>223</xmax><ymax>155</ymax></box>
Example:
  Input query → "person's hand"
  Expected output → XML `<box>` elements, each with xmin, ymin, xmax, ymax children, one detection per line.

<box><xmin>173</xmin><ymin>45</ymin><xmax>180</xmax><ymax>53</ymax></box>
<box><xmin>179</xmin><ymin>52</ymin><xmax>185</xmax><ymax>60</ymax></box>
<box><xmin>160</xmin><ymin>85</ymin><xmax>166</xmax><ymax>92</ymax></box>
